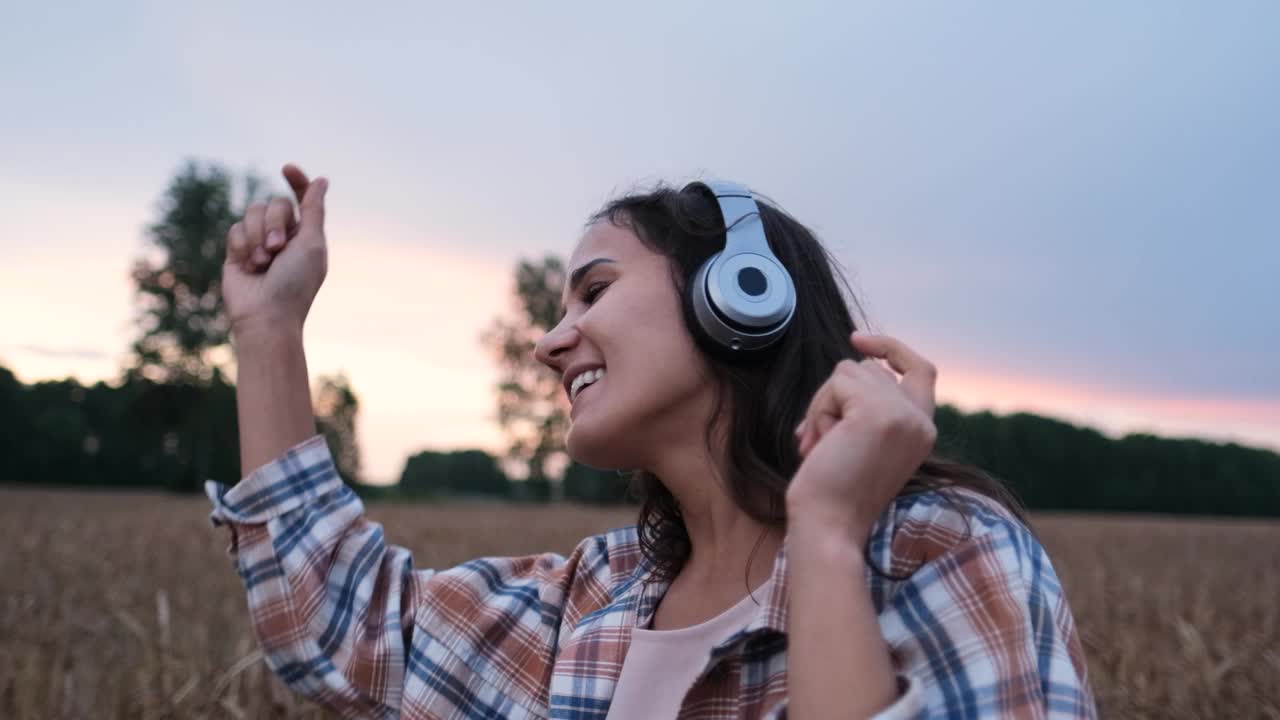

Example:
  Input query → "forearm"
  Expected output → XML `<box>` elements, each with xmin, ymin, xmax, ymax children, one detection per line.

<box><xmin>785</xmin><ymin>497</ymin><xmax>898</xmax><ymax>720</ymax></box>
<box><xmin>207</xmin><ymin>433</ymin><xmax>408</xmax><ymax>715</ymax></box>
<box><xmin>231</xmin><ymin>322</ymin><xmax>317</xmax><ymax>475</ymax></box>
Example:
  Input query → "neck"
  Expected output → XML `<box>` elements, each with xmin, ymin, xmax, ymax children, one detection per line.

<box><xmin>643</xmin><ymin>424</ymin><xmax>784</xmax><ymax>589</ymax></box>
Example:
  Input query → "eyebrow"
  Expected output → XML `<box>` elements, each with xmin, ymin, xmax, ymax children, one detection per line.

<box><xmin>560</xmin><ymin>258</ymin><xmax>616</xmax><ymax>317</ymax></box>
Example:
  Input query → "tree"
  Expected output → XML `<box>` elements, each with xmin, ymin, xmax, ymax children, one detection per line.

<box><xmin>130</xmin><ymin>161</ymin><xmax>261</xmax><ymax>384</ymax></box>
<box><xmin>481</xmin><ymin>256</ymin><xmax>570</xmax><ymax>501</ymax></box>
<box><xmin>563</xmin><ymin>462</ymin><xmax>634</xmax><ymax>505</ymax></box>
<box><xmin>315</xmin><ymin>372</ymin><xmax>362</xmax><ymax>485</ymax></box>
<box><xmin>6</xmin><ymin>355</ymin><xmax>1280</xmax><ymax>517</ymax></box>
<box><xmin>121</xmin><ymin>160</ymin><xmax>364</xmax><ymax>492</ymax></box>
<box><xmin>0</xmin><ymin>367</ymin><xmax>27</xmax><ymax>481</ymax></box>
<box><xmin>124</xmin><ymin>161</ymin><xmax>263</xmax><ymax>489</ymax></box>
<box><xmin>398</xmin><ymin>448</ymin><xmax>510</xmax><ymax>499</ymax></box>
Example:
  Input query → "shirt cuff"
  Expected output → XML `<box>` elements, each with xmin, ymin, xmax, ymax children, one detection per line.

<box><xmin>868</xmin><ymin>674</ymin><xmax>924</xmax><ymax>720</ymax></box>
<box><xmin>205</xmin><ymin>434</ymin><xmax>345</xmax><ymax>526</ymax></box>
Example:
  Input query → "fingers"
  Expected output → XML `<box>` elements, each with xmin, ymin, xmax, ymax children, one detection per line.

<box><xmin>298</xmin><ymin>176</ymin><xmax>328</xmax><ymax>232</ymax></box>
<box><xmin>282</xmin><ymin>163</ymin><xmax>310</xmax><ymax>205</ymax></box>
<box><xmin>283</xmin><ymin>163</ymin><xmax>327</xmax><ymax>233</ymax></box>
<box><xmin>796</xmin><ymin>371</ymin><xmax>848</xmax><ymax>457</ymax></box>
<box><xmin>264</xmin><ymin>196</ymin><xmax>296</xmax><ymax>251</ymax></box>
<box><xmin>851</xmin><ymin>332</ymin><xmax>923</xmax><ymax>375</ymax></box>
<box><xmin>240</xmin><ymin>198</ymin><xmax>290</xmax><ymax>272</ymax></box>
<box><xmin>851</xmin><ymin>332</ymin><xmax>937</xmax><ymax>414</ymax></box>
<box><xmin>795</xmin><ymin>335</ymin><xmax>938</xmax><ymax>457</ymax></box>
<box><xmin>226</xmin><ymin>218</ymin><xmax>269</xmax><ymax>273</ymax></box>
<box><xmin>226</xmin><ymin>163</ymin><xmax>328</xmax><ymax>276</ymax></box>
<box><xmin>242</xmin><ymin>202</ymin><xmax>270</xmax><ymax>271</ymax></box>
<box><xmin>226</xmin><ymin>221</ymin><xmax>249</xmax><ymax>266</ymax></box>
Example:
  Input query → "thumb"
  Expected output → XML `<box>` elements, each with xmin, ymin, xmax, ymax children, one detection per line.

<box><xmin>299</xmin><ymin>177</ymin><xmax>328</xmax><ymax>233</ymax></box>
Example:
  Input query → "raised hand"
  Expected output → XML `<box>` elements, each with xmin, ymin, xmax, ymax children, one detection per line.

<box><xmin>222</xmin><ymin>163</ymin><xmax>330</xmax><ymax>338</ymax></box>
<box><xmin>787</xmin><ymin>332</ymin><xmax>939</xmax><ymax>545</ymax></box>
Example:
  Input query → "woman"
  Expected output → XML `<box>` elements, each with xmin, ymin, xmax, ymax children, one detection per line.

<box><xmin>210</xmin><ymin>163</ymin><xmax>1096</xmax><ymax>719</ymax></box>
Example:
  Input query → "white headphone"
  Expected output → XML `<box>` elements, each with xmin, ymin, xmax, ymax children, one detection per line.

<box><xmin>685</xmin><ymin>180</ymin><xmax>797</xmax><ymax>353</ymax></box>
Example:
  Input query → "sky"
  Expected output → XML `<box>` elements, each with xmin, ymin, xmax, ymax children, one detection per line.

<box><xmin>2</xmin><ymin>2</ymin><xmax>1277</xmax><ymax>484</ymax></box>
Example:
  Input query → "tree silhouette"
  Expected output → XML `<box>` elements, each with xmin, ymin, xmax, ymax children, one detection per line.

<box><xmin>315</xmin><ymin>371</ymin><xmax>362</xmax><ymax>485</ymax></box>
<box><xmin>118</xmin><ymin>160</ymin><xmax>363</xmax><ymax>491</ymax></box>
<box><xmin>481</xmin><ymin>256</ymin><xmax>569</xmax><ymax>500</ymax></box>
<box><xmin>398</xmin><ymin>448</ymin><xmax>510</xmax><ymax>499</ymax></box>
<box><xmin>5</xmin><ymin>355</ymin><xmax>1279</xmax><ymax>516</ymax></box>
<box><xmin>563</xmin><ymin>461</ymin><xmax>634</xmax><ymax>505</ymax></box>
<box><xmin>130</xmin><ymin>161</ymin><xmax>262</xmax><ymax>384</ymax></box>
<box><xmin>124</xmin><ymin>161</ymin><xmax>262</xmax><ymax>488</ymax></box>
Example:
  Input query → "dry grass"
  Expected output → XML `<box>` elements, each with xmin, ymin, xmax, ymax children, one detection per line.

<box><xmin>0</xmin><ymin>487</ymin><xmax>1276</xmax><ymax>719</ymax></box>
<box><xmin>1033</xmin><ymin>513</ymin><xmax>1280</xmax><ymax>718</ymax></box>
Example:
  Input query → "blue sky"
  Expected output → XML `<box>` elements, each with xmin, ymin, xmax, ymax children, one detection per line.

<box><xmin>2</xmin><ymin>2</ymin><xmax>1277</xmax><ymax>482</ymax></box>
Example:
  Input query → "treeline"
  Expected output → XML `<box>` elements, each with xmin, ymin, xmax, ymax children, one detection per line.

<box><xmin>6</xmin><ymin>160</ymin><xmax>1277</xmax><ymax>517</ymax></box>
<box><xmin>0</xmin><ymin>362</ymin><xmax>627</xmax><ymax>504</ymax></box>
<box><xmin>386</xmin><ymin>447</ymin><xmax>630</xmax><ymax>504</ymax></box>
<box><xmin>934</xmin><ymin>407</ymin><xmax>1280</xmax><ymax>516</ymax></box>
<box><xmin>4</xmin><ymin>363</ymin><xmax>1277</xmax><ymax>516</ymax></box>
<box><xmin>0</xmin><ymin>365</ymin><xmax>359</xmax><ymax>493</ymax></box>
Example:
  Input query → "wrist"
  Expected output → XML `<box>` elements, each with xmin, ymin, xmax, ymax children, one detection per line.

<box><xmin>231</xmin><ymin>315</ymin><xmax>304</xmax><ymax>352</ymax></box>
<box><xmin>789</xmin><ymin>523</ymin><xmax>866</xmax><ymax>563</ymax></box>
<box><xmin>785</xmin><ymin>514</ymin><xmax>867</xmax><ymax>582</ymax></box>
<box><xmin>786</xmin><ymin>489</ymin><xmax>874</xmax><ymax>548</ymax></box>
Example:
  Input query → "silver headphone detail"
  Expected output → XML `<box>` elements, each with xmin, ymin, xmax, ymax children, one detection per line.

<box><xmin>686</xmin><ymin>180</ymin><xmax>797</xmax><ymax>353</ymax></box>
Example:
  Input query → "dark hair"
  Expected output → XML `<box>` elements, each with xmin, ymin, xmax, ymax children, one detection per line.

<box><xmin>588</xmin><ymin>182</ymin><xmax>1026</xmax><ymax>586</ymax></box>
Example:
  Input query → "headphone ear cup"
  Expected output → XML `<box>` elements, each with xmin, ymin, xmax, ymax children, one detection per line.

<box><xmin>682</xmin><ymin>252</ymin><xmax>722</xmax><ymax>357</ymax></box>
<box><xmin>683</xmin><ymin>252</ymin><xmax>772</xmax><ymax>362</ymax></box>
<box><xmin>680</xmin><ymin>179</ymin><xmax>797</xmax><ymax>357</ymax></box>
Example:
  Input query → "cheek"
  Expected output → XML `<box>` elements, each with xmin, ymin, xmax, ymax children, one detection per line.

<box><xmin>605</xmin><ymin>294</ymin><xmax>702</xmax><ymax>389</ymax></box>
<box><xmin>618</xmin><ymin>282</ymin><xmax>692</xmax><ymax>349</ymax></box>
<box><xmin>565</xmin><ymin>351</ymin><xmax>712</xmax><ymax>470</ymax></box>
<box><xmin>575</xmin><ymin>318</ymin><xmax>709</xmax><ymax>432</ymax></box>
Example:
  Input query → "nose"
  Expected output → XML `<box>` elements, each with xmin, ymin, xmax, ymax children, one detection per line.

<box><xmin>534</xmin><ymin>317</ymin><xmax>579</xmax><ymax>371</ymax></box>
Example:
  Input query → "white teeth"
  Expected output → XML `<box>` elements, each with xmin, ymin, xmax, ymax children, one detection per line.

<box><xmin>570</xmin><ymin>368</ymin><xmax>607</xmax><ymax>402</ymax></box>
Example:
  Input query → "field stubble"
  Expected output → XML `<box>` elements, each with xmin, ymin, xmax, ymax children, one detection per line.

<box><xmin>0</xmin><ymin>488</ymin><xmax>1276</xmax><ymax>719</ymax></box>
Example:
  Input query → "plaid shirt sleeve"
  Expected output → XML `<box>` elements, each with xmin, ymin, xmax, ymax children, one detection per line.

<box><xmin>861</xmin><ymin>490</ymin><xmax>1098</xmax><ymax>719</ymax></box>
<box><xmin>205</xmin><ymin>434</ymin><xmax>609</xmax><ymax>719</ymax></box>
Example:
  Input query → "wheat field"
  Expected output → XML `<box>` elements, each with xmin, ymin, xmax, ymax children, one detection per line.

<box><xmin>1</xmin><ymin>487</ymin><xmax>1277</xmax><ymax>719</ymax></box>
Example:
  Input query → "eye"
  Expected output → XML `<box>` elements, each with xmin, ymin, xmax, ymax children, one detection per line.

<box><xmin>583</xmin><ymin>281</ymin><xmax>608</xmax><ymax>305</ymax></box>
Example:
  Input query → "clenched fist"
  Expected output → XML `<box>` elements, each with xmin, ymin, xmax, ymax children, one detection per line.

<box><xmin>223</xmin><ymin>163</ymin><xmax>329</xmax><ymax>339</ymax></box>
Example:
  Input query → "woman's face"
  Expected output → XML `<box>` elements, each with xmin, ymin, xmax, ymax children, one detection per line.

<box><xmin>534</xmin><ymin>220</ymin><xmax>716</xmax><ymax>470</ymax></box>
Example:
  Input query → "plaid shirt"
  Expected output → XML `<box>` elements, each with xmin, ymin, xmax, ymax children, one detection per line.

<box><xmin>207</xmin><ymin>434</ymin><xmax>1096</xmax><ymax>719</ymax></box>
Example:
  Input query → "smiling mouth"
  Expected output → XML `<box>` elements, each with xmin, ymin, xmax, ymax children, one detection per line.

<box><xmin>570</xmin><ymin>378</ymin><xmax>603</xmax><ymax>413</ymax></box>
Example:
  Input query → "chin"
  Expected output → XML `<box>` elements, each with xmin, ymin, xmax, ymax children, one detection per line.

<box><xmin>565</xmin><ymin>414</ymin><xmax>633</xmax><ymax>471</ymax></box>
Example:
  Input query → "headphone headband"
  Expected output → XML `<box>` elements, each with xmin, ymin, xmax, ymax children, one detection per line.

<box><xmin>684</xmin><ymin>179</ymin><xmax>797</xmax><ymax>354</ymax></box>
<box><xmin>699</xmin><ymin>181</ymin><xmax>772</xmax><ymax>258</ymax></box>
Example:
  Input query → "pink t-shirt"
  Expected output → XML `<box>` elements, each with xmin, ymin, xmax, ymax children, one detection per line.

<box><xmin>606</xmin><ymin>577</ymin><xmax>773</xmax><ymax>719</ymax></box>
<box><xmin>604</xmin><ymin>575</ymin><xmax>922</xmax><ymax>719</ymax></box>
